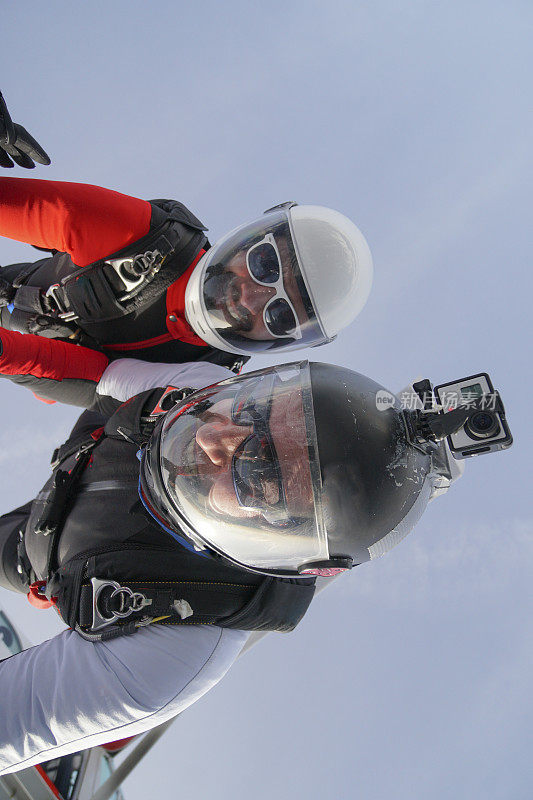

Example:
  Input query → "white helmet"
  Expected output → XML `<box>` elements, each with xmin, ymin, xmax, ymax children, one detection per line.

<box><xmin>184</xmin><ymin>202</ymin><xmax>373</xmax><ymax>355</ymax></box>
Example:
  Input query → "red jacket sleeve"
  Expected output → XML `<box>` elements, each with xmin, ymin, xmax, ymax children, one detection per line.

<box><xmin>0</xmin><ymin>177</ymin><xmax>151</xmax><ymax>267</ymax></box>
<box><xmin>0</xmin><ymin>327</ymin><xmax>109</xmax><ymax>407</ymax></box>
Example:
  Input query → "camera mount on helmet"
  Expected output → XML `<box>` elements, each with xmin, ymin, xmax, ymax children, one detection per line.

<box><xmin>407</xmin><ymin>372</ymin><xmax>513</xmax><ymax>459</ymax></box>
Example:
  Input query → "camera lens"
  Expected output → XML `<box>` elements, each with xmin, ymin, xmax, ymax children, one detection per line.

<box><xmin>465</xmin><ymin>411</ymin><xmax>500</xmax><ymax>440</ymax></box>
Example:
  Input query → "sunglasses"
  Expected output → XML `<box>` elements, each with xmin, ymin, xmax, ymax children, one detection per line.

<box><xmin>230</xmin><ymin>375</ymin><xmax>292</xmax><ymax>525</ymax></box>
<box><xmin>246</xmin><ymin>234</ymin><xmax>302</xmax><ymax>340</ymax></box>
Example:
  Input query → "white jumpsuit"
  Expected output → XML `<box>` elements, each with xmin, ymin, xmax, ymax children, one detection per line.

<box><xmin>0</xmin><ymin>359</ymin><xmax>251</xmax><ymax>776</ymax></box>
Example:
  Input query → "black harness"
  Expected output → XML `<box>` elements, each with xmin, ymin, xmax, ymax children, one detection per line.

<box><xmin>7</xmin><ymin>200</ymin><xmax>206</xmax><ymax>337</ymax></box>
<box><xmin>21</xmin><ymin>390</ymin><xmax>315</xmax><ymax>642</ymax></box>
<box><xmin>1</xmin><ymin>199</ymin><xmax>248</xmax><ymax>372</ymax></box>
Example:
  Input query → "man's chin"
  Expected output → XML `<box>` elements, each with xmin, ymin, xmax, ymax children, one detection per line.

<box><xmin>222</xmin><ymin>305</ymin><xmax>253</xmax><ymax>334</ymax></box>
<box><xmin>204</xmin><ymin>271</ymin><xmax>253</xmax><ymax>333</ymax></box>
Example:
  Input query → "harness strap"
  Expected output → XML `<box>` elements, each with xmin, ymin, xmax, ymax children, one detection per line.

<box><xmin>77</xmin><ymin>578</ymin><xmax>256</xmax><ymax>636</ymax></box>
<box><xmin>60</xmin><ymin>228</ymin><xmax>180</xmax><ymax>323</ymax></box>
<box><xmin>70</xmin><ymin>570</ymin><xmax>315</xmax><ymax>642</ymax></box>
<box><xmin>34</xmin><ymin>437</ymin><xmax>102</xmax><ymax>580</ymax></box>
<box><xmin>50</xmin><ymin>427</ymin><xmax>104</xmax><ymax>469</ymax></box>
<box><xmin>12</xmin><ymin>258</ymin><xmax>48</xmax><ymax>287</ymax></box>
<box><xmin>7</xmin><ymin>202</ymin><xmax>207</xmax><ymax>333</ymax></box>
<box><xmin>9</xmin><ymin>284</ymin><xmax>49</xmax><ymax>316</ymax></box>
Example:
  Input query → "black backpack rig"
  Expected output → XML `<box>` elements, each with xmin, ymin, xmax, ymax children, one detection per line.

<box><xmin>21</xmin><ymin>387</ymin><xmax>315</xmax><ymax>642</ymax></box>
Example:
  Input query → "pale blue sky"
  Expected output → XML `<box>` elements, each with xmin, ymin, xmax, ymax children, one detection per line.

<box><xmin>1</xmin><ymin>2</ymin><xmax>531</xmax><ymax>798</ymax></box>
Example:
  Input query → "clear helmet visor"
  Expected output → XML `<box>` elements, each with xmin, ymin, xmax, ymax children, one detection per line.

<box><xmin>185</xmin><ymin>209</ymin><xmax>328</xmax><ymax>354</ymax></box>
<box><xmin>145</xmin><ymin>362</ymin><xmax>328</xmax><ymax>572</ymax></box>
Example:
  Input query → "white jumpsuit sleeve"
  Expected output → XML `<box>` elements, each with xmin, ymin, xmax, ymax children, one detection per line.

<box><xmin>96</xmin><ymin>359</ymin><xmax>232</xmax><ymax>404</ymax></box>
<box><xmin>0</xmin><ymin>623</ymin><xmax>249</xmax><ymax>776</ymax></box>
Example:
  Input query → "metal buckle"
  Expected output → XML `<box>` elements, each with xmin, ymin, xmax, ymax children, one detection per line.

<box><xmin>106</xmin><ymin>249</ymin><xmax>164</xmax><ymax>301</ymax></box>
<box><xmin>90</xmin><ymin>578</ymin><xmax>152</xmax><ymax>632</ymax></box>
<box><xmin>45</xmin><ymin>284</ymin><xmax>79</xmax><ymax>322</ymax></box>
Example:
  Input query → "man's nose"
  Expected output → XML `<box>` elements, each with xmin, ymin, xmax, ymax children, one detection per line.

<box><xmin>195</xmin><ymin>419</ymin><xmax>251</xmax><ymax>466</ymax></box>
<box><xmin>238</xmin><ymin>279</ymin><xmax>274</xmax><ymax>315</ymax></box>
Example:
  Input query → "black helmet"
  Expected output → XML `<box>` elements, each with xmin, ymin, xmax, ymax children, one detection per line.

<box><xmin>139</xmin><ymin>361</ymin><xmax>438</xmax><ymax>577</ymax></box>
<box><xmin>309</xmin><ymin>363</ymin><xmax>433</xmax><ymax>568</ymax></box>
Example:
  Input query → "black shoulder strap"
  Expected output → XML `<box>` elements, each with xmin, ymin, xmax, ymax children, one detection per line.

<box><xmin>149</xmin><ymin>199</ymin><xmax>207</xmax><ymax>231</ymax></box>
<box><xmin>34</xmin><ymin>437</ymin><xmax>102</xmax><ymax>580</ymax></box>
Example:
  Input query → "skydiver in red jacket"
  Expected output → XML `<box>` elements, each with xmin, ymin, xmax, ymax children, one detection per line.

<box><xmin>0</xmin><ymin>91</ymin><xmax>373</xmax><ymax>374</ymax></box>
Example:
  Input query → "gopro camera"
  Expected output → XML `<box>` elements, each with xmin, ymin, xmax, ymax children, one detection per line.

<box><xmin>431</xmin><ymin>372</ymin><xmax>512</xmax><ymax>459</ymax></box>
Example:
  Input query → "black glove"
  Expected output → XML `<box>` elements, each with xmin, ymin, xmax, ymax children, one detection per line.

<box><xmin>0</xmin><ymin>90</ymin><xmax>51</xmax><ymax>169</ymax></box>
